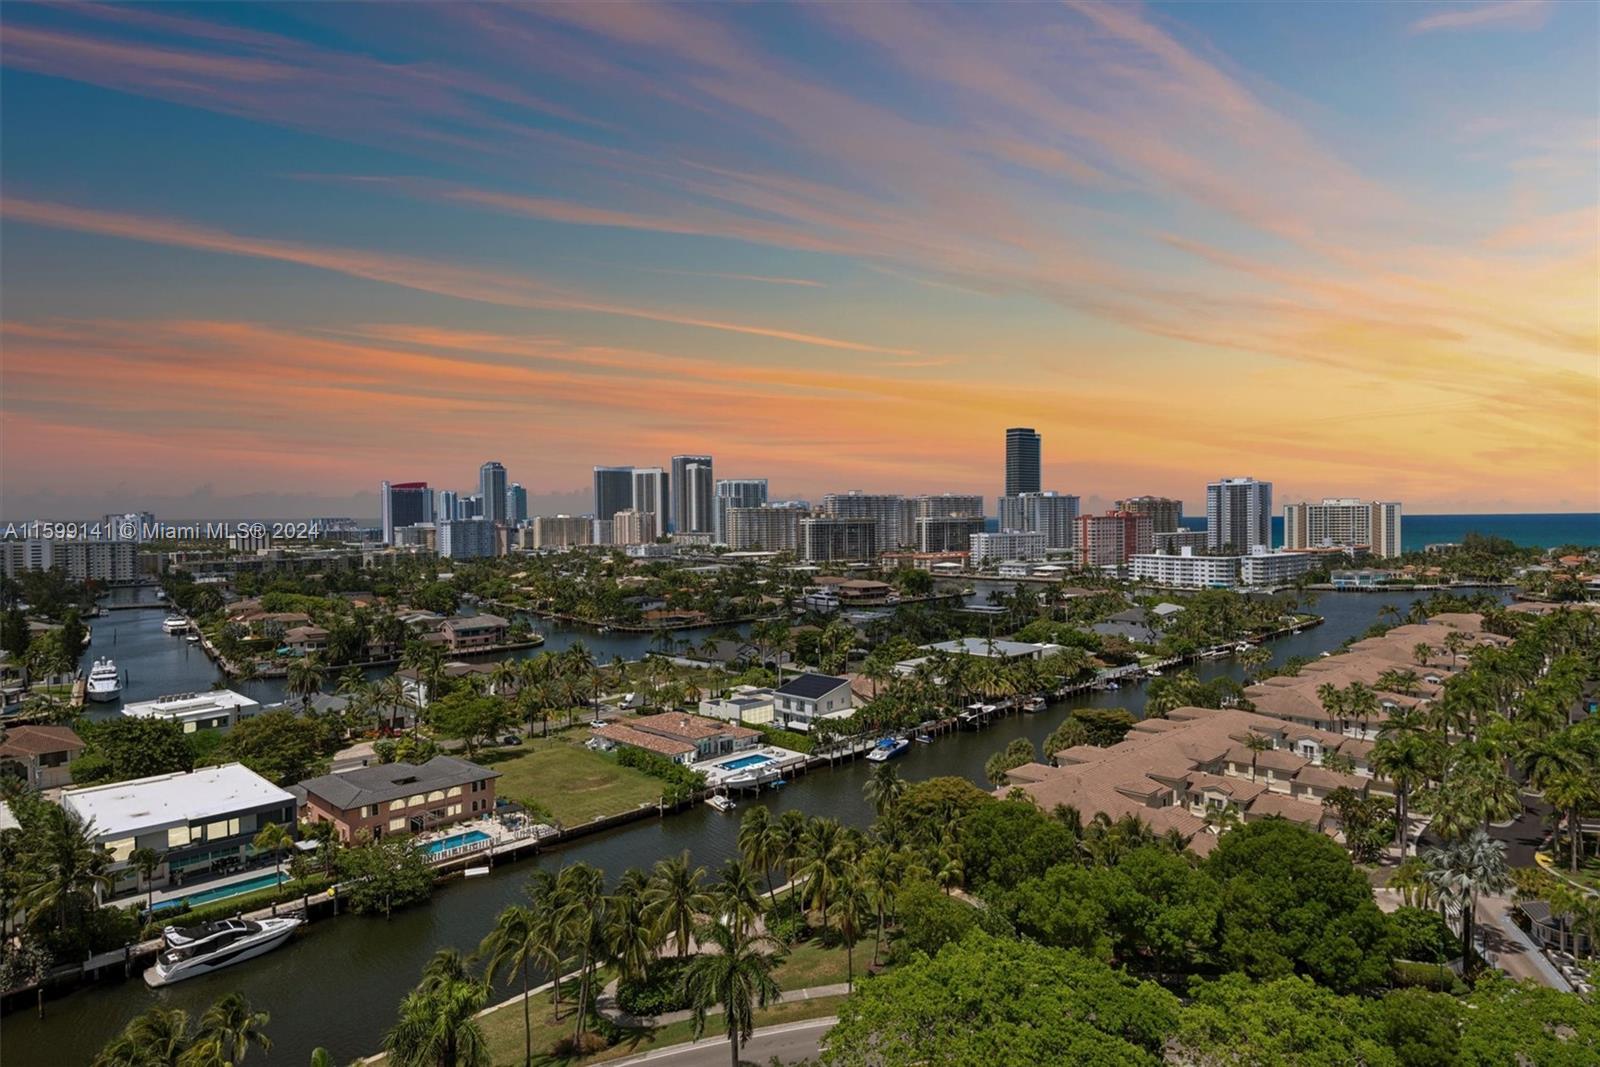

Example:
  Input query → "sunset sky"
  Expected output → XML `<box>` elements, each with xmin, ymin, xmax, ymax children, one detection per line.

<box><xmin>2</xmin><ymin>1</ymin><xmax>1596</xmax><ymax>519</ymax></box>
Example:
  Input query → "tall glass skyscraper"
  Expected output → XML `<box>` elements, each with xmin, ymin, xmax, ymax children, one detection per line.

<box><xmin>713</xmin><ymin>478</ymin><xmax>768</xmax><ymax>543</ymax></box>
<box><xmin>380</xmin><ymin>480</ymin><xmax>433</xmax><ymax>544</ymax></box>
<box><xmin>478</xmin><ymin>461</ymin><xmax>507</xmax><ymax>523</ymax></box>
<box><xmin>1005</xmin><ymin>427</ymin><xmax>1041</xmax><ymax>496</ymax></box>
<box><xmin>592</xmin><ymin>466</ymin><xmax>634</xmax><ymax>522</ymax></box>
<box><xmin>670</xmin><ymin>454</ymin><xmax>714</xmax><ymax>533</ymax></box>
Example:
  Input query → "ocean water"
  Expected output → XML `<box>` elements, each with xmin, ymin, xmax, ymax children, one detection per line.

<box><xmin>1178</xmin><ymin>513</ymin><xmax>1600</xmax><ymax>552</ymax></box>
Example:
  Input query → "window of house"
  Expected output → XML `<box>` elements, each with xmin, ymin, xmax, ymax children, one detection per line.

<box><xmin>167</xmin><ymin>825</ymin><xmax>192</xmax><ymax>848</ymax></box>
<box><xmin>447</xmin><ymin>786</ymin><xmax>462</xmax><ymax>798</ymax></box>
<box><xmin>407</xmin><ymin>794</ymin><xmax>425</xmax><ymax>807</ymax></box>
<box><xmin>427</xmin><ymin>790</ymin><xmax>446</xmax><ymax>802</ymax></box>
<box><xmin>389</xmin><ymin>799</ymin><xmax>405</xmax><ymax>812</ymax></box>
<box><xmin>107</xmin><ymin>837</ymin><xmax>136</xmax><ymax>862</ymax></box>
<box><xmin>388</xmin><ymin>818</ymin><xmax>406</xmax><ymax>832</ymax></box>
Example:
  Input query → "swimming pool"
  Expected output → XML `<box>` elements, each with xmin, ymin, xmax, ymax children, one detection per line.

<box><xmin>151</xmin><ymin>871</ymin><xmax>288</xmax><ymax>912</ymax></box>
<box><xmin>423</xmin><ymin>829</ymin><xmax>492</xmax><ymax>856</ymax></box>
<box><xmin>717</xmin><ymin>753</ymin><xmax>775</xmax><ymax>772</ymax></box>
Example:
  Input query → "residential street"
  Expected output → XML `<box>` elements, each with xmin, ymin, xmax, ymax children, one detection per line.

<box><xmin>607</xmin><ymin>1017</ymin><xmax>837</xmax><ymax>1067</ymax></box>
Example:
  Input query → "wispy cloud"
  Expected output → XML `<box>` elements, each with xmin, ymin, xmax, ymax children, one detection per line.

<box><xmin>1410</xmin><ymin>1</ymin><xmax>1552</xmax><ymax>34</ymax></box>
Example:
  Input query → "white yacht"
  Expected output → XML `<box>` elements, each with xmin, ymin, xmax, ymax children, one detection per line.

<box><xmin>162</xmin><ymin>615</ymin><xmax>189</xmax><ymax>635</ymax></box>
<box><xmin>144</xmin><ymin>917</ymin><xmax>301</xmax><ymax>987</ymax></box>
<box><xmin>86</xmin><ymin>658</ymin><xmax>122</xmax><ymax>703</ymax></box>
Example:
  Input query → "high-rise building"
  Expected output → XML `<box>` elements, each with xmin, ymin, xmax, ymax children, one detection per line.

<box><xmin>630</xmin><ymin>468</ymin><xmax>669</xmax><ymax>539</ymax></box>
<box><xmin>821</xmin><ymin>492</ymin><xmax>913</xmax><ymax>548</ymax></box>
<box><xmin>1206</xmin><ymin>477</ymin><xmax>1272</xmax><ymax>553</ymax></box>
<box><xmin>915</xmin><ymin>515</ymin><xmax>986</xmax><ymax>552</ymax></box>
<box><xmin>713</xmin><ymin>479</ymin><xmax>768</xmax><ymax>543</ymax></box>
<box><xmin>726</xmin><ymin>507</ymin><xmax>800</xmax><ymax>552</ymax></box>
<box><xmin>380</xmin><ymin>481</ymin><xmax>433</xmax><ymax>544</ymax></box>
<box><xmin>611</xmin><ymin>509</ymin><xmax>656</xmax><ymax>546</ymax></box>
<box><xmin>1079</xmin><ymin>511</ymin><xmax>1154</xmax><ymax>567</ymax></box>
<box><xmin>969</xmin><ymin>530</ymin><xmax>1046</xmax><ymax>564</ymax></box>
<box><xmin>592</xmin><ymin>519</ymin><xmax>614</xmax><ymax>547</ymax></box>
<box><xmin>102</xmin><ymin>512</ymin><xmax>156</xmax><ymax>541</ymax></box>
<box><xmin>460</xmin><ymin>495</ymin><xmax>484</xmax><ymax>519</ymax></box>
<box><xmin>506</xmin><ymin>483</ymin><xmax>528</xmax><ymax>524</ymax></box>
<box><xmin>592</xmin><ymin>466</ymin><xmax>634</xmax><ymax>523</ymax></box>
<box><xmin>999</xmin><ymin>491</ymin><xmax>1080</xmax><ymax>550</ymax></box>
<box><xmin>1</xmin><ymin>539</ymin><xmax>139</xmax><ymax>582</ymax></box>
<box><xmin>437</xmin><ymin>518</ymin><xmax>496</xmax><ymax>560</ymax></box>
<box><xmin>439</xmin><ymin>490</ymin><xmax>460</xmax><ymax>522</ymax></box>
<box><xmin>1282</xmin><ymin>499</ymin><xmax>1402</xmax><ymax>558</ymax></box>
<box><xmin>1115</xmin><ymin>496</ymin><xmax>1184</xmax><ymax>533</ymax></box>
<box><xmin>799</xmin><ymin>516</ymin><xmax>879</xmax><ymax>562</ymax></box>
<box><xmin>914</xmin><ymin>494</ymin><xmax>985</xmax><ymax>519</ymax></box>
<box><xmin>479</xmin><ymin>461</ymin><xmax>508</xmax><ymax>524</ymax></box>
<box><xmin>1005</xmin><ymin>427</ymin><xmax>1042</xmax><ymax>496</ymax></box>
<box><xmin>530</xmin><ymin>515</ymin><xmax>592</xmax><ymax>549</ymax></box>
<box><xmin>670</xmin><ymin>455</ymin><xmax>715</xmax><ymax>534</ymax></box>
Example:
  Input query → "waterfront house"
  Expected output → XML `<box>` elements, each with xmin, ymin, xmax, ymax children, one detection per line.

<box><xmin>592</xmin><ymin>713</ymin><xmax>762</xmax><ymax>764</ymax></box>
<box><xmin>60</xmin><ymin>763</ymin><xmax>298</xmax><ymax>897</ymax></box>
<box><xmin>771</xmin><ymin>673</ymin><xmax>854</xmax><ymax>732</ymax></box>
<box><xmin>121</xmin><ymin>689</ymin><xmax>261</xmax><ymax>734</ymax></box>
<box><xmin>698</xmin><ymin>685</ymin><xmax>777</xmax><ymax>726</ymax></box>
<box><xmin>0</xmin><ymin>724</ymin><xmax>84</xmax><ymax>789</ymax></box>
<box><xmin>293</xmin><ymin>756</ymin><xmax>499</xmax><ymax>842</ymax></box>
<box><xmin>283</xmin><ymin>625</ymin><xmax>330</xmax><ymax>654</ymax></box>
<box><xmin>441</xmin><ymin>614</ymin><xmax>509</xmax><ymax>652</ymax></box>
<box><xmin>396</xmin><ymin>661</ymin><xmax>498</xmax><ymax>708</ymax></box>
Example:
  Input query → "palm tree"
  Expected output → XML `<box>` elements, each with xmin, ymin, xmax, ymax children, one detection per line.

<box><xmin>645</xmin><ymin>851</ymin><xmax>712</xmax><ymax>959</ymax></box>
<box><xmin>384</xmin><ymin>950</ymin><xmax>489</xmax><ymax>1067</ymax></box>
<box><xmin>1424</xmin><ymin>829</ymin><xmax>1509</xmax><ymax>971</ymax></box>
<box><xmin>476</xmin><ymin>905</ymin><xmax>541</xmax><ymax>1067</ymax></box>
<box><xmin>93</xmin><ymin>1006</ymin><xmax>192</xmax><ymax>1067</ymax></box>
<box><xmin>774</xmin><ymin>809</ymin><xmax>809</xmax><ymax>891</ymax></box>
<box><xmin>605</xmin><ymin>881</ymin><xmax>657</xmax><ymax>986</ymax></box>
<box><xmin>827</xmin><ymin>880</ymin><xmax>869</xmax><ymax>990</ymax></box>
<box><xmin>251</xmin><ymin>822</ymin><xmax>295</xmax><ymax>917</ymax></box>
<box><xmin>20</xmin><ymin>805</ymin><xmax>111</xmax><ymax>933</ymax></box>
<box><xmin>862</xmin><ymin>763</ymin><xmax>905</xmax><ymax>819</ymax></box>
<box><xmin>1316</xmin><ymin>682</ymin><xmax>1345</xmax><ymax>734</ymax></box>
<box><xmin>1443</xmin><ymin>630</ymin><xmax>1470</xmax><ymax>668</ymax></box>
<box><xmin>858</xmin><ymin>844</ymin><xmax>900</xmax><ymax>967</ymax></box>
<box><xmin>129</xmin><ymin>847</ymin><xmax>164</xmax><ymax>913</ymax></box>
<box><xmin>555</xmin><ymin>863</ymin><xmax>608</xmax><ymax>1045</ymax></box>
<box><xmin>377</xmin><ymin>673</ymin><xmax>407</xmax><ymax>734</ymax></box>
<box><xmin>1542</xmin><ymin>768</ymin><xmax>1599</xmax><ymax>876</ymax></box>
<box><xmin>1412</xmin><ymin>642</ymin><xmax>1432</xmax><ymax>668</ymax></box>
<box><xmin>1242</xmin><ymin>735</ymin><xmax>1271</xmax><ymax>783</ymax></box>
<box><xmin>794</xmin><ymin>818</ymin><xmax>853</xmax><ymax>925</ymax></box>
<box><xmin>521</xmin><ymin>871</ymin><xmax>568</xmax><ymax>1020</ymax></box>
<box><xmin>737</xmin><ymin>806</ymin><xmax>780</xmax><ymax>904</ymax></box>
<box><xmin>1372</xmin><ymin>726</ymin><xmax>1430</xmax><ymax>856</ymax></box>
<box><xmin>285</xmin><ymin>654</ymin><xmax>324</xmax><ymax>710</ymax></box>
<box><xmin>191</xmin><ymin>992</ymin><xmax>273</xmax><ymax>1066</ymax></box>
<box><xmin>681</xmin><ymin>919</ymin><xmax>783</xmax><ymax>1067</ymax></box>
<box><xmin>713</xmin><ymin>858</ymin><xmax>767</xmax><ymax>942</ymax></box>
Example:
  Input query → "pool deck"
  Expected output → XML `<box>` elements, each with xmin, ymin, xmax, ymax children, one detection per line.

<box><xmin>697</xmin><ymin>744</ymin><xmax>808</xmax><ymax>788</ymax></box>
<box><xmin>136</xmin><ymin>864</ymin><xmax>290</xmax><ymax>909</ymax></box>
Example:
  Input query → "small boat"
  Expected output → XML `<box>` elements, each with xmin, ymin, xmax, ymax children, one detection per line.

<box><xmin>86</xmin><ymin>658</ymin><xmax>122</xmax><ymax>703</ymax></box>
<box><xmin>162</xmin><ymin>615</ymin><xmax>189</xmax><ymax>634</ymax></box>
<box><xmin>1235</xmin><ymin>642</ymin><xmax>1252</xmax><ymax>653</ymax></box>
<box><xmin>1022</xmin><ymin>696</ymin><xmax>1047</xmax><ymax>713</ymax></box>
<box><xmin>914</xmin><ymin>733</ymin><xmax>933</xmax><ymax>744</ymax></box>
<box><xmin>705</xmin><ymin>794</ymin><xmax>736</xmax><ymax>812</ymax></box>
<box><xmin>464</xmin><ymin>866</ymin><xmax>491</xmax><ymax>878</ymax></box>
<box><xmin>1147</xmin><ymin>669</ymin><xmax>1163</xmax><ymax>677</ymax></box>
<box><xmin>865</xmin><ymin>736</ymin><xmax>910</xmax><ymax>762</ymax></box>
<box><xmin>1105</xmin><ymin>681</ymin><xmax>1120</xmax><ymax>691</ymax></box>
<box><xmin>186</xmin><ymin>634</ymin><xmax>201</xmax><ymax>644</ymax></box>
<box><xmin>144</xmin><ymin>917</ymin><xmax>300</xmax><ymax>987</ymax></box>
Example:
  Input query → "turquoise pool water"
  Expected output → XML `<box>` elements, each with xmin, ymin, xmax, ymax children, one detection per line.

<box><xmin>152</xmin><ymin>871</ymin><xmax>288</xmax><ymax>912</ymax></box>
<box><xmin>718</xmin><ymin>753</ymin><xmax>775</xmax><ymax>771</ymax></box>
<box><xmin>424</xmin><ymin>830</ymin><xmax>491</xmax><ymax>855</ymax></box>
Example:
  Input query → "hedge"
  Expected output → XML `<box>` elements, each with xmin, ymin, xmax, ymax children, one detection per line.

<box><xmin>138</xmin><ymin>874</ymin><xmax>334</xmax><ymax>940</ymax></box>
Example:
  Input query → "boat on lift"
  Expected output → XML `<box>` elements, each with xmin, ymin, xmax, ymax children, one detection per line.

<box><xmin>705</xmin><ymin>793</ymin><xmax>736</xmax><ymax>812</ymax></box>
<box><xmin>865</xmin><ymin>736</ymin><xmax>910</xmax><ymax>762</ymax></box>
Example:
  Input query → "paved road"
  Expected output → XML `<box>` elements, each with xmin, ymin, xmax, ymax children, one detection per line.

<box><xmin>606</xmin><ymin>1016</ymin><xmax>836</xmax><ymax>1067</ymax></box>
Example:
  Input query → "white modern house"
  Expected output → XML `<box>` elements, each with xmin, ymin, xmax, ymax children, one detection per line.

<box><xmin>771</xmin><ymin>673</ymin><xmax>855</xmax><ymax>732</ymax></box>
<box><xmin>698</xmin><ymin>685</ymin><xmax>777</xmax><ymax>726</ymax></box>
<box><xmin>61</xmin><ymin>763</ymin><xmax>298</xmax><ymax>897</ymax></box>
<box><xmin>121</xmin><ymin>690</ymin><xmax>261</xmax><ymax>734</ymax></box>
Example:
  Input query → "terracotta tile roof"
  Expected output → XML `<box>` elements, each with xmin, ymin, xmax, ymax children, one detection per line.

<box><xmin>594</xmin><ymin>723</ymin><xmax>696</xmax><ymax>757</ymax></box>
<box><xmin>0</xmin><ymin>725</ymin><xmax>84</xmax><ymax>757</ymax></box>
<box><xmin>1293</xmin><ymin>765</ymin><xmax>1367</xmax><ymax>792</ymax></box>
<box><xmin>628</xmin><ymin>713</ymin><xmax>760</xmax><ymax>743</ymax></box>
<box><xmin>1245</xmin><ymin>792</ymin><xmax>1323</xmax><ymax>826</ymax></box>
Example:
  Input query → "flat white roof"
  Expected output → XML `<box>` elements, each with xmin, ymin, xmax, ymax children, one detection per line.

<box><xmin>61</xmin><ymin>762</ymin><xmax>295</xmax><ymax>840</ymax></box>
<box><xmin>122</xmin><ymin>689</ymin><xmax>259</xmax><ymax>720</ymax></box>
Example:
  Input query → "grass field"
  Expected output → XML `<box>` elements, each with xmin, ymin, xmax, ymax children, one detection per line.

<box><xmin>476</xmin><ymin>736</ymin><xmax>663</xmax><ymax>827</ymax></box>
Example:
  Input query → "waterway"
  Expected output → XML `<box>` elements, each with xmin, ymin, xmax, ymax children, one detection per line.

<box><xmin>10</xmin><ymin>588</ymin><xmax>1477</xmax><ymax>1064</ymax></box>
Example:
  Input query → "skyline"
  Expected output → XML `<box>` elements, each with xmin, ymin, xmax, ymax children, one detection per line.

<box><xmin>2</xmin><ymin>2</ymin><xmax>1597</xmax><ymax>517</ymax></box>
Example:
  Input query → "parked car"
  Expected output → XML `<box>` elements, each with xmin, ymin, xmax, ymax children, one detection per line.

<box><xmin>500</xmin><ymin>734</ymin><xmax>522</xmax><ymax>745</ymax></box>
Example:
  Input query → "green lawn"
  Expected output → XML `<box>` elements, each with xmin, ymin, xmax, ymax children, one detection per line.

<box><xmin>476</xmin><ymin>737</ymin><xmax>663</xmax><ymax>827</ymax></box>
<box><xmin>773</xmin><ymin>935</ymin><xmax>876</xmax><ymax>988</ymax></box>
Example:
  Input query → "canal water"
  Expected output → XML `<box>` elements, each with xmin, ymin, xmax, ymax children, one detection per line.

<box><xmin>11</xmin><ymin>589</ymin><xmax>1461</xmax><ymax>1064</ymax></box>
